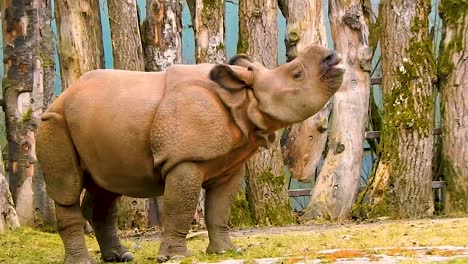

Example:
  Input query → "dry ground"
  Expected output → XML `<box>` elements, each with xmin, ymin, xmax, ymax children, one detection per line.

<box><xmin>0</xmin><ymin>217</ymin><xmax>467</xmax><ymax>263</ymax></box>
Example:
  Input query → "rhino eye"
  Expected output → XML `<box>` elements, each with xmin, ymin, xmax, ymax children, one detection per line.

<box><xmin>292</xmin><ymin>70</ymin><xmax>303</xmax><ymax>80</ymax></box>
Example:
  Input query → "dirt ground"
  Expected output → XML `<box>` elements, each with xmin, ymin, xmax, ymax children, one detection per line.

<box><xmin>1</xmin><ymin>217</ymin><xmax>467</xmax><ymax>263</ymax></box>
<box><xmin>117</xmin><ymin>217</ymin><xmax>468</xmax><ymax>263</ymax></box>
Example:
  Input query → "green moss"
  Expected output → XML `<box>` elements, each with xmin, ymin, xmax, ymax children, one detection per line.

<box><xmin>253</xmin><ymin>171</ymin><xmax>294</xmax><ymax>226</ymax></box>
<box><xmin>438</xmin><ymin>0</ymin><xmax>466</xmax><ymax>84</ymax></box>
<box><xmin>395</xmin><ymin>23</ymin><xmax>434</xmax><ymax>129</ymax></box>
<box><xmin>264</xmin><ymin>201</ymin><xmax>295</xmax><ymax>226</ymax></box>
<box><xmin>218</xmin><ymin>42</ymin><xmax>225</xmax><ymax>50</ymax></box>
<box><xmin>2</xmin><ymin>79</ymin><xmax>20</xmax><ymax>91</ymax></box>
<box><xmin>441</xmin><ymin>158</ymin><xmax>468</xmax><ymax>215</ymax></box>
<box><xmin>439</xmin><ymin>0</ymin><xmax>468</xmax><ymax>24</ymax></box>
<box><xmin>237</xmin><ymin>33</ymin><xmax>249</xmax><ymax>54</ymax></box>
<box><xmin>21</xmin><ymin>108</ymin><xmax>33</xmax><ymax>123</ymax></box>
<box><xmin>368</xmin><ymin>21</ymin><xmax>381</xmax><ymax>52</ymax></box>
<box><xmin>229</xmin><ymin>191</ymin><xmax>254</xmax><ymax>227</ymax></box>
<box><xmin>140</xmin><ymin>21</ymin><xmax>149</xmax><ymax>46</ymax></box>
<box><xmin>37</xmin><ymin>50</ymin><xmax>53</xmax><ymax>68</ymax></box>
<box><xmin>381</xmin><ymin>10</ymin><xmax>435</xmax><ymax>163</ymax></box>
<box><xmin>202</xmin><ymin>0</ymin><xmax>222</xmax><ymax>16</ymax></box>
<box><xmin>352</xmin><ymin>158</ymin><xmax>379</xmax><ymax>219</ymax></box>
<box><xmin>363</xmin><ymin>189</ymin><xmax>399</xmax><ymax>219</ymax></box>
<box><xmin>352</xmin><ymin>163</ymin><xmax>399</xmax><ymax>219</ymax></box>
<box><xmin>437</xmin><ymin>0</ymin><xmax>467</xmax><ymax>217</ymax></box>
<box><xmin>356</xmin><ymin>3</ymin><xmax>436</xmax><ymax>219</ymax></box>
<box><xmin>288</xmin><ymin>29</ymin><xmax>300</xmax><ymax>44</ymax></box>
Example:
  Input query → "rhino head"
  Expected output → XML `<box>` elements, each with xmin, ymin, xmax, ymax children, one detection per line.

<box><xmin>209</xmin><ymin>45</ymin><xmax>344</xmax><ymax>129</ymax></box>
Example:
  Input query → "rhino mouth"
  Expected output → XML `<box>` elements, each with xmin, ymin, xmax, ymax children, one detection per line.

<box><xmin>319</xmin><ymin>51</ymin><xmax>345</xmax><ymax>93</ymax></box>
<box><xmin>320</xmin><ymin>52</ymin><xmax>345</xmax><ymax>79</ymax></box>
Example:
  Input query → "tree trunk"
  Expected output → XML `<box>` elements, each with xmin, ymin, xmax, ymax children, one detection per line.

<box><xmin>107</xmin><ymin>0</ymin><xmax>149</xmax><ymax>229</ymax></box>
<box><xmin>2</xmin><ymin>0</ymin><xmax>56</xmax><ymax>227</ymax></box>
<box><xmin>188</xmin><ymin>0</ymin><xmax>226</xmax><ymax>64</ymax></box>
<box><xmin>142</xmin><ymin>0</ymin><xmax>183</xmax><ymax>72</ymax></box>
<box><xmin>438</xmin><ymin>0</ymin><xmax>468</xmax><ymax>215</ymax></box>
<box><xmin>354</xmin><ymin>0</ymin><xmax>435</xmax><ymax>219</ymax></box>
<box><xmin>107</xmin><ymin>0</ymin><xmax>145</xmax><ymax>71</ymax></box>
<box><xmin>305</xmin><ymin>0</ymin><xmax>371</xmax><ymax>220</ymax></box>
<box><xmin>238</xmin><ymin>0</ymin><xmax>294</xmax><ymax>226</ymax></box>
<box><xmin>186</xmin><ymin>0</ymin><xmax>226</xmax><ymax>229</ymax></box>
<box><xmin>55</xmin><ymin>0</ymin><xmax>104</xmax><ymax>89</ymax></box>
<box><xmin>142</xmin><ymin>0</ymin><xmax>183</xmax><ymax>228</ymax></box>
<box><xmin>279</xmin><ymin>0</ymin><xmax>330</xmax><ymax>183</ymax></box>
<box><xmin>0</xmin><ymin>155</ymin><xmax>20</xmax><ymax>233</ymax></box>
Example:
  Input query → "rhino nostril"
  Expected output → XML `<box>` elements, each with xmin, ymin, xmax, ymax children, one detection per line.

<box><xmin>323</xmin><ymin>51</ymin><xmax>342</xmax><ymax>67</ymax></box>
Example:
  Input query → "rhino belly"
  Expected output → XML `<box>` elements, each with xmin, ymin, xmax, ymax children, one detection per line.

<box><xmin>77</xmin><ymin>135</ymin><xmax>164</xmax><ymax>198</ymax></box>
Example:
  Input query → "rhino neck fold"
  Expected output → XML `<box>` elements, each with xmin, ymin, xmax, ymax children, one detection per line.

<box><xmin>236</xmin><ymin>90</ymin><xmax>282</xmax><ymax>149</ymax></box>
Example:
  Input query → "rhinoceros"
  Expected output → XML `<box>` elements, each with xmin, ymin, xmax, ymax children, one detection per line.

<box><xmin>35</xmin><ymin>44</ymin><xmax>344</xmax><ymax>263</ymax></box>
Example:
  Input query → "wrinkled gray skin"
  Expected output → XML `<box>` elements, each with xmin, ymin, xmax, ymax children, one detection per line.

<box><xmin>35</xmin><ymin>45</ymin><xmax>344</xmax><ymax>263</ymax></box>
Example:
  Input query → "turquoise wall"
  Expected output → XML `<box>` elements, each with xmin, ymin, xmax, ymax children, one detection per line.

<box><xmin>1</xmin><ymin>0</ymin><xmax>442</xmax><ymax>211</ymax></box>
<box><xmin>99</xmin><ymin>0</ymin><xmax>287</xmax><ymax>67</ymax></box>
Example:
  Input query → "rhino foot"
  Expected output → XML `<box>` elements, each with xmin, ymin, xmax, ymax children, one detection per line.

<box><xmin>157</xmin><ymin>255</ymin><xmax>187</xmax><ymax>263</ymax></box>
<box><xmin>206</xmin><ymin>239</ymin><xmax>242</xmax><ymax>255</ymax></box>
<box><xmin>156</xmin><ymin>243</ymin><xmax>191</xmax><ymax>263</ymax></box>
<box><xmin>102</xmin><ymin>250</ymin><xmax>134</xmax><ymax>262</ymax></box>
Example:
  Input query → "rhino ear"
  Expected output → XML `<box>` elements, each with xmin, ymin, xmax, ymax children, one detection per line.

<box><xmin>209</xmin><ymin>64</ymin><xmax>254</xmax><ymax>90</ymax></box>
<box><xmin>228</xmin><ymin>54</ymin><xmax>252</xmax><ymax>68</ymax></box>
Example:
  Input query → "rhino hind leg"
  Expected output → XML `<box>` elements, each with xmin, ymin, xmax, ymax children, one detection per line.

<box><xmin>36</xmin><ymin>112</ymin><xmax>83</xmax><ymax>206</ymax></box>
<box><xmin>157</xmin><ymin>162</ymin><xmax>204</xmax><ymax>262</ymax></box>
<box><xmin>55</xmin><ymin>202</ymin><xmax>93</xmax><ymax>264</ymax></box>
<box><xmin>81</xmin><ymin>177</ymin><xmax>133</xmax><ymax>262</ymax></box>
<box><xmin>36</xmin><ymin>113</ymin><xmax>91</xmax><ymax>263</ymax></box>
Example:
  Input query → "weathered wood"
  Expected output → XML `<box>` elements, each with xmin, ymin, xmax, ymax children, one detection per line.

<box><xmin>280</xmin><ymin>0</ymin><xmax>330</xmax><ymax>183</ymax></box>
<box><xmin>2</xmin><ymin>0</ymin><xmax>56</xmax><ymax>227</ymax></box>
<box><xmin>0</xmin><ymin>154</ymin><xmax>20</xmax><ymax>233</ymax></box>
<box><xmin>107</xmin><ymin>0</ymin><xmax>145</xmax><ymax>71</ymax></box>
<box><xmin>142</xmin><ymin>0</ymin><xmax>183</xmax><ymax>228</ymax></box>
<box><xmin>142</xmin><ymin>0</ymin><xmax>182</xmax><ymax>71</ymax></box>
<box><xmin>188</xmin><ymin>0</ymin><xmax>225</xmax><ymax>64</ymax></box>
<box><xmin>305</xmin><ymin>0</ymin><xmax>371</xmax><ymax>220</ymax></box>
<box><xmin>107</xmin><ymin>0</ymin><xmax>149</xmax><ymax>229</ymax></box>
<box><xmin>438</xmin><ymin>0</ymin><xmax>468</xmax><ymax>215</ymax></box>
<box><xmin>354</xmin><ymin>0</ymin><xmax>436</xmax><ymax>219</ymax></box>
<box><xmin>55</xmin><ymin>0</ymin><xmax>104</xmax><ymax>89</ymax></box>
<box><xmin>238</xmin><ymin>0</ymin><xmax>294</xmax><ymax>226</ymax></box>
<box><xmin>186</xmin><ymin>0</ymin><xmax>226</xmax><ymax>228</ymax></box>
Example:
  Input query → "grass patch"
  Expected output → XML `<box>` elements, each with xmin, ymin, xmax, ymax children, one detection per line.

<box><xmin>0</xmin><ymin>218</ymin><xmax>467</xmax><ymax>263</ymax></box>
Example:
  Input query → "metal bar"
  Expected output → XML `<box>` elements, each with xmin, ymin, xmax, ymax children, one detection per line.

<box><xmin>432</xmin><ymin>181</ymin><xmax>446</xmax><ymax>189</ymax></box>
<box><xmin>288</xmin><ymin>181</ymin><xmax>446</xmax><ymax>197</ymax></box>
<box><xmin>364</xmin><ymin>131</ymin><xmax>380</xmax><ymax>139</ymax></box>
<box><xmin>288</xmin><ymin>189</ymin><xmax>312</xmax><ymax>197</ymax></box>
<box><xmin>370</xmin><ymin>77</ymin><xmax>382</xmax><ymax>85</ymax></box>
<box><xmin>365</xmin><ymin>128</ymin><xmax>442</xmax><ymax>139</ymax></box>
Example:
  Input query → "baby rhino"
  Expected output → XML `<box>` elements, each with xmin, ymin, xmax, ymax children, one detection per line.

<box><xmin>36</xmin><ymin>45</ymin><xmax>344</xmax><ymax>263</ymax></box>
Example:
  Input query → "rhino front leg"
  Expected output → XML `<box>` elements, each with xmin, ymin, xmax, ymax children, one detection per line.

<box><xmin>81</xmin><ymin>182</ymin><xmax>133</xmax><ymax>263</ymax></box>
<box><xmin>55</xmin><ymin>202</ymin><xmax>93</xmax><ymax>264</ymax></box>
<box><xmin>205</xmin><ymin>167</ymin><xmax>245</xmax><ymax>254</ymax></box>
<box><xmin>157</xmin><ymin>162</ymin><xmax>204</xmax><ymax>262</ymax></box>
